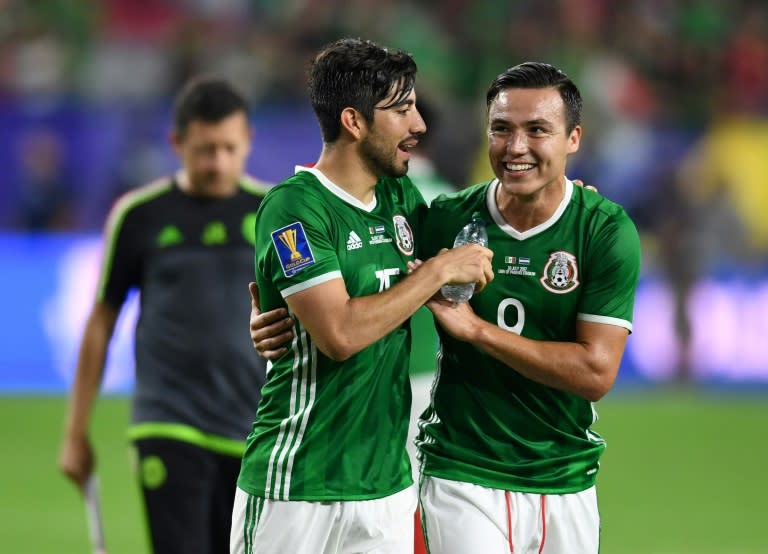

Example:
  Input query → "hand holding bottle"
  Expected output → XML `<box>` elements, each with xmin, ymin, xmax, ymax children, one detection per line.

<box><xmin>441</xmin><ymin>213</ymin><xmax>489</xmax><ymax>303</ymax></box>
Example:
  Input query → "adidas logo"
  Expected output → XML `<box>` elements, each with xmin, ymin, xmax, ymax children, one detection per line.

<box><xmin>346</xmin><ymin>230</ymin><xmax>363</xmax><ymax>250</ymax></box>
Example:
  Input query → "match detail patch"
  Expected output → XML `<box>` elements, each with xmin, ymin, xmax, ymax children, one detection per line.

<box><xmin>272</xmin><ymin>222</ymin><xmax>315</xmax><ymax>277</ymax></box>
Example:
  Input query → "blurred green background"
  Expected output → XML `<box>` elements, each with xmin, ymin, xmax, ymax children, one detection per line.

<box><xmin>2</xmin><ymin>389</ymin><xmax>767</xmax><ymax>553</ymax></box>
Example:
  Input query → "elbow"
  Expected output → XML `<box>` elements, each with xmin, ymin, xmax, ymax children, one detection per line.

<box><xmin>304</xmin><ymin>322</ymin><xmax>362</xmax><ymax>361</ymax></box>
<box><xmin>581</xmin><ymin>371</ymin><xmax>617</xmax><ymax>402</ymax></box>
<box><xmin>582</xmin><ymin>386</ymin><xmax>609</xmax><ymax>403</ymax></box>
<box><xmin>316</xmin><ymin>338</ymin><xmax>359</xmax><ymax>362</ymax></box>
<box><xmin>323</xmin><ymin>347</ymin><xmax>354</xmax><ymax>362</ymax></box>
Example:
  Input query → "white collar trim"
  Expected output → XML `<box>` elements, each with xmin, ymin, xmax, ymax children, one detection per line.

<box><xmin>295</xmin><ymin>166</ymin><xmax>377</xmax><ymax>212</ymax></box>
<box><xmin>486</xmin><ymin>178</ymin><xmax>573</xmax><ymax>240</ymax></box>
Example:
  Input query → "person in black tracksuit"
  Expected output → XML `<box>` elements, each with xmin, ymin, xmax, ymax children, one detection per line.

<box><xmin>59</xmin><ymin>77</ymin><xmax>269</xmax><ymax>554</ymax></box>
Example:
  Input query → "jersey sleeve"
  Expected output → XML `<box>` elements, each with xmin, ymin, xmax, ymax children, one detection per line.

<box><xmin>96</xmin><ymin>196</ymin><xmax>142</xmax><ymax>309</ymax></box>
<box><xmin>577</xmin><ymin>210</ymin><xmax>641</xmax><ymax>330</ymax></box>
<box><xmin>255</xmin><ymin>187</ymin><xmax>342</xmax><ymax>300</ymax></box>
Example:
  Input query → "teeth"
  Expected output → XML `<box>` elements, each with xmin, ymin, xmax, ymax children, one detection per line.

<box><xmin>506</xmin><ymin>163</ymin><xmax>534</xmax><ymax>171</ymax></box>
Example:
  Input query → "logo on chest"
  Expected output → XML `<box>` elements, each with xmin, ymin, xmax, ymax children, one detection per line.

<box><xmin>156</xmin><ymin>225</ymin><xmax>184</xmax><ymax>247</ymax></box>
<box><xmin>540</xmin><ymin>251</ymin><xmax>579</xmax><ymax>294</ymax></box>
<box><xmin>392</xmin><ymin>215</ymin><xmax>414</xmax><ymax>256</ymax></box>
<box><xmin>346</xmin><ymin>230</ymin><xmax>363</xmax><ymax>250</ymax></box>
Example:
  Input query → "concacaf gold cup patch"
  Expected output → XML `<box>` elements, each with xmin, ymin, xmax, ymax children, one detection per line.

<box><xmin>540</xmin><ymin>251</ymin><xmax>579</xmax><ymax>294</ymax></box>
<box><xmin>272</xmin><ymin>221</ymin><xmax>316</xmax><ymax>277</ymax></box>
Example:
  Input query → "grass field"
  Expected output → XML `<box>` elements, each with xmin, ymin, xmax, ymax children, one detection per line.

<box><xmin>1</xmin><ymin>389</ymin><xmax>767</xmax><ymax>553</ymax></box>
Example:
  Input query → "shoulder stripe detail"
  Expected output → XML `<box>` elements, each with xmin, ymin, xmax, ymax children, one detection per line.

<box><xmin>240</xmin><ymin>175</ymin><xmax>272</xmax><ymax>196</ymax></box>
<box><xmin>577</xmin><ymin>313</ymin><xmax>633</xmax><ymax>333</ymax></box>
<box><xmin>264</xmin><ymin>317</ymin><xmax>317</xmax><ymax>499</ymax></box>
<box><xmin>280</xmin><ymin>271</ymin><xmax>343</xmax><ymax>298</ymax></box>
<box><xmin>96</xmin><ymin>179</ymin><xmax>173</xmax><ymax>300</ymax></box>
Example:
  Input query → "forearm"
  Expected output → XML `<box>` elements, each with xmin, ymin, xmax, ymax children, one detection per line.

<box><xmin>288</xmin><ymin>243</ymin><xmax>493</xmax><ymax>361</ymax></box>
<box><xmin>64</xmin><ymin>305</ymin><xmax>117</xmax><ymax>438</ymax></box>
<box><xmin>470</xmin><ymin>320</ymin><xmax>619</xmax><ymax>401</ymax></box>
<box><xmin>310</xmin><ymin>261</ymin><xmax>448</xmax><ymax>360</ymax></box>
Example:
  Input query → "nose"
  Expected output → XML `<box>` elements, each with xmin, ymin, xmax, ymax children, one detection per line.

<box><xmin>506</xmin><ymin>131</ymin><xmax>527</xmax><ymax>154</ymax></box>
<box><xmin>206</xmin><ymin>147</ymin><xmax>229</xmax><ymax>170</ymax></box>
<box><xmin>412</xmin><ymin>109</ymin><xmax>427</xmax><ymax>135</ymax></box>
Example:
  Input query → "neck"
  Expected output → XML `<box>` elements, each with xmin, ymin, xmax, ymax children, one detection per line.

<box><xmin>314</xmin><ymin>143</ymin><xmax>378</xmax><ymax>204</ymax></box>
<box><xmin>177</xmin><ymin>171</ymin><xmax>238</xmax><ymax>198</ymax></box>
<box><xmin>496</xmin><ymin>177</ymin><xmax>566</xmax><ymax>232</ymax></box>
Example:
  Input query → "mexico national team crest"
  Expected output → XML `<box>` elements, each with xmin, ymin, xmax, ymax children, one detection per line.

<box><xmin>540</xmin><ymin>251</ymin><xmax>579</xmax><ymax>294</ymax></box>
<box><xmin>393</xmin><ymin>215</ymin><xmax>414</xmax><ymax>255</ymax></box>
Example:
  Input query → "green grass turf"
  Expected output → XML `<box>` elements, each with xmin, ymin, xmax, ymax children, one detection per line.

<box><xmin>595</xmin><ymin>389</ymin><xmax>768</xmax><ymax>554</ymax></box>
<box><xmin>0</xmin><ymin>395</ymin><xmax>147</xmax><ymax>554</ymax></box>
<box><xmin>0</xmin><ymin>390</ymin><xmax>766</xmax><ymax>553</ymax></box>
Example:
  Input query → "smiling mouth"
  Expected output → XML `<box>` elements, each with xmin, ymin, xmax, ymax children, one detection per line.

<box><xmin>399</xmin><ymin>138</ymin><xmax>419</xmax><ymax>152</ymax></box>
<box><xmin>504</xmin><ymin>162</ymin><xmax>535</xmax><ymax>172</ymax></box>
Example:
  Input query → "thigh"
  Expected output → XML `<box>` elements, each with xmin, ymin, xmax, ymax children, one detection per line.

<box><xmin>134</xmin><ymin>438</ymin><xmax>215</xmax><ymax>554</ymax></box>
<box><xmin>345</xmin><ymin>485</ymin><xmax>417</xmax><ymax>554</ymax></box>
<box><xmin>231</xmin><ymin>490</ymin><xmax>341</xmax><ymax>554</ymax></box>
<box><xmin>541</xmin><ymin>486</ymin><xmax>599</xmax><ymax>554</ymax></box>
<box><xmin>419</xmin><ymin>476</ymin><xmax>511</xmax><ymax>554</ymax></box>
<box><xmin>420</xmin><ymin>477</ymin><xmax>600</xmax><ymax>554</ymax></box>
<box><xmin>231</xmin><ymin>486</ymin><xmax>416</xmax><ymax>554</ymax></box>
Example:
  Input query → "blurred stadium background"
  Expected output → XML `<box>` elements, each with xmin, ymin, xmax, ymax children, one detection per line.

<box><xmin>1</xmin><ymin>1</ymin><xmax>767</xmax><ymax>552</ymax></box>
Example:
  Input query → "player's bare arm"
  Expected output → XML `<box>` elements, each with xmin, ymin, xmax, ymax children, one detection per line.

<box><xmin>427</xmin><ymin>298</ymin><xmax>627</xmax><ymax>402</ymax></box>
<box><xmin>59</xmin><ymin>300</ymin><xmax>119</xmax><ymax>489</ymax></box>
<box><xmin>248</xmin><ymin>282</ymin><xmax>294</xmax><ymax>359</ymax></box>
<box><xmin>284</xmin><ymin>244</ymin><xmax>493</xmax><ymax>361</ymax></box>
<box><xmin>251</xmin><ymin>246</ymin><xmax>494</xmax><ymax>360</ymax></box>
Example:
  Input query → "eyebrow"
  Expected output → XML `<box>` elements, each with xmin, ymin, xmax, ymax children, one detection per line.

<box><xmin>376</xmin><ymin>98</ymin><xmax>414</xmax><ymax>111</ymax></box>
<box><xmin>526</xmin><ymin>118</ymin><xmax>553</xmax><ymax>126</ymax></box>
<box><xmin>489</xmin><ymin>117</ymin><xmax>553</xmax><ymax>126</ymax></box>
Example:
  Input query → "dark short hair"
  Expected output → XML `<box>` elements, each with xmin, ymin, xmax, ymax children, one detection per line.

<box><xmin>486</xmin><ymin>62</ymin><xmax>582</xmax><ymax>133</ymax></box>
<box><xmin>308</xmin><ymin>38</ymin><xmax>418</xmax><ymax>143</ymax></box>
<box><xmin>173</xmin><ymin>77</ymin><xmax>249</xmax><ymax>137</ymax></box>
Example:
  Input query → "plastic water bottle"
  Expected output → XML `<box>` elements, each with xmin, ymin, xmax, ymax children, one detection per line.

<box><xmin>440</xmin><ymin>212</ymin><xmax>488</xmax><ymax>303</ymax></box>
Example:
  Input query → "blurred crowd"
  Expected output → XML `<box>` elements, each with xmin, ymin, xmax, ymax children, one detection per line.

<box><xmin>2</xmin><ymin>1</ymin><xmax>768</xmax><ymax>377</ymax></box>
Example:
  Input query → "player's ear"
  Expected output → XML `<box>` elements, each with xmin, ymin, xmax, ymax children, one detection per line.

<box><xmin>340</xmin><ymin>108</ymin><xmax>365</xmax><ymax>140</ymax></box>
<box><xmin>169</xmin><ymin>130</ymin><xmax>183</xmax><ymax>154</ymax></box>
<box><xmin>567</xmin><ymin>125</ymin><xmax>581</xmax><ymax>154</ymax></box>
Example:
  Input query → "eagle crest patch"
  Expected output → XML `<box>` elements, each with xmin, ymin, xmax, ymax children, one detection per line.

<box><xmin>540</xmin><ymin>251</ymin><xmax>579</xmax><ymax>294</ymax></box>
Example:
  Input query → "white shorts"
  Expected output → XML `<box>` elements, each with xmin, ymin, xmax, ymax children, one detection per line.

<box><xmin>419</xmin><ymin>476</ymin><xmax>599</xmax><ymax>554</ymax></box>
<box><xmin>230</xmin><ymin>485</ymin><xmax>417</xmax><ymax>554</ymax></box>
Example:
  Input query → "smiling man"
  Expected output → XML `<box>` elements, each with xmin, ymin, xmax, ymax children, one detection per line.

<box><xmin>415</xmin><ymin>62</ymin><xmax>641</xmax><ymax>554</ymax></box>
<box><xmin>230</xmin><ymin>38</ymin><xmax>494</xmax><ymax>554</ymax></box>
<box><xmin>245</xmin><ymin>61</ymin><xmax>640</xmax><ymax>554</ymax></box>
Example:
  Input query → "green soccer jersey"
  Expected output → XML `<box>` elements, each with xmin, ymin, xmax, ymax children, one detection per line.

<box><xmin>238</xmin><ymin>167</ymin><xmax>427</xmax><ymax>501</ymax></box>
<box><xmin>416</xmin><ymin>178</ymin><xmax>641</xmax><ymax>494</ymax></box>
